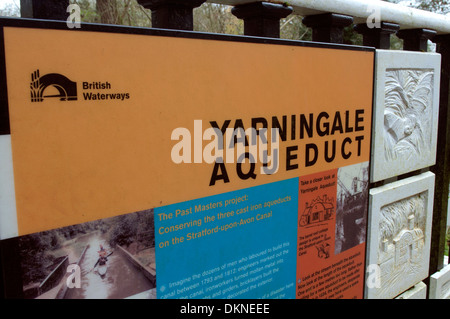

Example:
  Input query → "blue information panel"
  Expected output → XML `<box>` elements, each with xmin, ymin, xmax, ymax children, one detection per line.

<box><xmin>154</xmin><ymin>178</ymin><xmax>298</xmax><ymax>299</ymax></box>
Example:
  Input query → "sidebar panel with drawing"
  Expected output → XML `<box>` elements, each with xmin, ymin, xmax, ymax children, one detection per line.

<box><xmin>297</xmin><ymin>163</ymin><xmax>369</xmax><ymax>299</ymax></box>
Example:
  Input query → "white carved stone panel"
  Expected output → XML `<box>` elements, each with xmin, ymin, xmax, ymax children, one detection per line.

<box><xmin>395</xmin><ymin>281</ymin><xmax>427</xmax><ymax>299</ymax></box>
<box><xmin>365</xmin><ymin>172</ymin><xmax>435</xmax><ymax>299</ymax></box>
<box><xmin>429</xmin><ymin>264</ymin><xmax>450</xmax><ymax>299</ymax></box>
<box><xmin>371</xmin><ymin>50</ymin><xmax>441</xmax><ymax>182</ymax></box>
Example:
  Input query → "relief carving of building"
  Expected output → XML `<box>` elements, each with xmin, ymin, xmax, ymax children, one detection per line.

<box><xmin>377</xmin><ymin>192</ymin><xmax>428</xmax><ymax>297</ymax></box>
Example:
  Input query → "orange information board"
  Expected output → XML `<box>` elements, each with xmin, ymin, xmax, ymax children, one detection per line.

<box><xmin>296</xmin><ymin>167</ymin><xmax>368</xmax><ymax>298</ymax></box>
<box><xmin>0</xmin><ymin>19</ymin><xmax>374</xmax><ymax>299</ymax></box>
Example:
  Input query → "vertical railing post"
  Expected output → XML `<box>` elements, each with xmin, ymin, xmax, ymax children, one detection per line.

<box><xmin>430</xmin><ymin>34</ymin><xmax>450</xmax><ymax>275</ymax></box>
<box><xmin>354</xmin><ymin>22</ymin><xmax>400</xmax><ymax>49</ymax></box>
<box><xmin>231</xmin><ymin>2</ymin><xmax>292</xmax><ymax>38</ymax></box>
<box><xmin>397</xmin><ymin>28</ymin><xmax>437</xmax><ymax>52</ymax></box>
<box><xmin>137</xmin><ymin>0</ymin><xmax>206</xmax><ymax>31</ymax></box>
<box><xmin>20</xmin><ymin>0</ymin><xmax>69</xmax><ymax>20</ymax></box>
<box><xmin>302</xmin><ymin>13</ymin><xmax>353</xmax><ymax>44</ymax></box>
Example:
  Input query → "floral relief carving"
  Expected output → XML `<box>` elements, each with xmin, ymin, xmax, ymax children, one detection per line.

<box><xmin>383</xmin><ymin>69</ymin><xmax>434</xmax><ymax>162</ymax></box>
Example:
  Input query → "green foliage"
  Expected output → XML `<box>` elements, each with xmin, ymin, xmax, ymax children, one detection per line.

<box><xmin>108</xmin><ymin>209</ymin><xmax>155</xmax><ymax>248</ymax></box>
<box><xmin>194</xmin><ymin>3</ymin><xmax>242</xmax><ymax>35</ymax></box>
<box><xmin>73</xmin><ymin>0</ymin><xmax>99</xmax><ymax>23</ymax></box>
<box><xmin>280</xmin><ymin>15</ymin><xmax>311</xmax><ymax>41</ymax></box>
<box><xmin>415</xmin><ymin>0</ymin><xmax>450</xmax><ymax>14</ymax></box>
<box><xmin>343</xmin><ymin>25</ymin><xmax>363</xmax><ymax>46</ymax></box>
<box><xmin>391</xmin><ymin>35</ymin><xmax>404</xmax><ymax>50</ymax></box>
<box><xmin>19</xmin><ymin>231</ymin><xmax>60</xmax><ymax>283</ymax></box>
<box><xmin>384</xmin><ymin>0</ymin><xmax>450</xmax><ymax>13</ymax></box>
<box><xmin>72</xmin><ymin>0</ymin><xmax>152</xmax><ymax>26</ymax></box>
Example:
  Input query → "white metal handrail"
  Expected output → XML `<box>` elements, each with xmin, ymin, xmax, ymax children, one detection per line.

<box><xmin>208</xmin><ymin>0</ymin><xmax>450</xmax><ymax>34</ymax></box>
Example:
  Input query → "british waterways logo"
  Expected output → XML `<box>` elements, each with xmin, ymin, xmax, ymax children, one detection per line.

<box><xmin>30</xmin><ymin>69</ymin><xmax>77</xmax><ymax>102</ymax></box>
<box><xmin>30</xmin><ymin>69</ymin><xmax>130</xmax><ymax>102</ymax></box>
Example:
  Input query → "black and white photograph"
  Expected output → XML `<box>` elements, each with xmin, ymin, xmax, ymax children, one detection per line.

<box><xmin>18</xmin><ymin>209</ymin><xmax>156</xmax><ymax>299</ymax></box>
<box><xmin>335</xmin><ymin>162</ymin><xmax>369</xmax><ymax>255</ymax></box>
